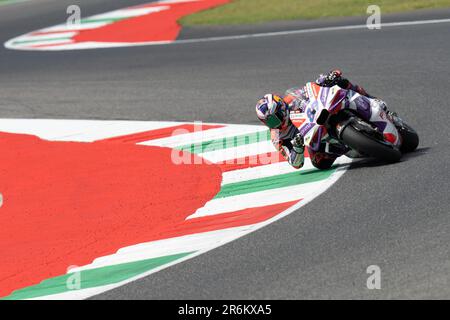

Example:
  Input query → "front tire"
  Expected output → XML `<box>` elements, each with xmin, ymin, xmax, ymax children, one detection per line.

<box><xmin>341</xmin><ymin>125</ymin><xmax>402</xmax><ymax>163</ymax></box>
<box><xmin>398</xmin><ymin>123</ymin><xmax>419</xmax><ymax>153</ymax></box>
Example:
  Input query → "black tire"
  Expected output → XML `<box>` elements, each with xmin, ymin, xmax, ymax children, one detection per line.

<box><xmin>341</xmin><ymin>125</ymin><xmax>402</xmax><ymax>163</ymax></box>
<box><xmin>398</xmin><ymin>123</ymin><xmax>419</xmax><ymax>153</ymax></box>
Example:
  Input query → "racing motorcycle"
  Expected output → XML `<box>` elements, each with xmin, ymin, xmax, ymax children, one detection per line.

<box><xmin>289</xmin><ymin>82</ymin><xmax>419</xmax><ymax>163</ymax></box>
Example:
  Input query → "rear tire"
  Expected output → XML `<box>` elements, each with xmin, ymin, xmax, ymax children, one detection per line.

<box><xmin>341</xmin><ymin>125</ymin><xmax>402</xmax><ymax>163</ymax></box>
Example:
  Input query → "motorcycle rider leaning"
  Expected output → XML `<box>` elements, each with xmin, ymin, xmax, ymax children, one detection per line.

<box><xmin>255</xmin><ymin>69</ymin><xmax>399</xmax><ymax>170</ymax></box>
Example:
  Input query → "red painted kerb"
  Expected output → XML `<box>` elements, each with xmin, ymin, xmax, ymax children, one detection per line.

<box><xmin>0</xmin><ymin>131</ymin><xmax>222</xmax><ymax>297</ymax></box>
<box><xmin>73</xmin><ymin>0</ymin><xmax>231</xmax><ymax>44</ymax></box>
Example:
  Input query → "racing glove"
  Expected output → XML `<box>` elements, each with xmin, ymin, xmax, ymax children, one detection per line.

<box><xmin>316</xmin><ymin>69</ymin><xmax>344</xmax><ymax>87</ymax></box>
<box><xmin>291</xmin><ymin>133</ymin><xmax>305</xmax><ymax>153</ymax></box>
<box><xmin>318</xmin><ymin>69</ymin><xmax>375</xmax><ymax>98</ymax></box>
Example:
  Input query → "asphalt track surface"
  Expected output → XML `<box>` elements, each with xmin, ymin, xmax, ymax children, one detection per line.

<box><xmin>1</xmin><ymin>1</ymin><xmax>449</xmax><ymax>299</ymax></box>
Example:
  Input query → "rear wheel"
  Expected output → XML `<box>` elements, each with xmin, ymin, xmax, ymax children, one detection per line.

<box><xmin>341</xmin><ymin>124</ymin><xmax>402</xmax><ymax>163</ymax></box>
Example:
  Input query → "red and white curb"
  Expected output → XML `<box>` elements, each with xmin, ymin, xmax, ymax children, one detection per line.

<box><xmin>0</xmin><ymin>119</ymin><xmax>351</xmax><ymax>299</ymax></box>
<box><xmin>4</xmin><ymin>0</ymin><xmax>230</xmax><ymax>51</ymax></box>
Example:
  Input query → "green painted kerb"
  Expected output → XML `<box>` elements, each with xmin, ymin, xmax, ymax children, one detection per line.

<box><xmin>80</xmin><ymin>18</ymin><xmax>124</xmax><ymax>24</ymax></box>
<box><xmin>11</xmin><ymin>37</ymin><xmax>71</xmax><ymax>45</ymax></box>
<box><xmin>2</xmin><ymin>251</ymin><xmax>194</xmax><ymax>300</ymax></box>
<box><xmin>216</xmin><ymin>167</ymin><xmax>336</xmax><ymax>198</ymax></box>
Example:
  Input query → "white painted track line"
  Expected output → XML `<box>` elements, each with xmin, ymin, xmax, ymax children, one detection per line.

<box><xmin>6</xmin><ymin>17</ymin><xmax>450</xmax><ymax>51</ymax></box>
<box><xmin>172</xmin><ymin>18</ymin><xmax>450</xmax><ymax>45</ymax></box>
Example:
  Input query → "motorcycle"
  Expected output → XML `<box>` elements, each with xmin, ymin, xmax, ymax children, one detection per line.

<box><xmin>289</xmin><ymin>82</ymin><xmax>419</xmax><ymax>163</ymax></box>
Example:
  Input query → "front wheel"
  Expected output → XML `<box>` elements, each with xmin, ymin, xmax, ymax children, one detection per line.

<box><xmin>340</xmin><ymin>125</ymin><xmax>402</xmax><ymax>163</ymax></box>
<box><xmin>398</xmin><ymin>122</ymin><xmax>419</xmax><ymax>153</ymax></box>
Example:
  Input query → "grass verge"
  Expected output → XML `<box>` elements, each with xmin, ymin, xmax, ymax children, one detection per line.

<box><xmin>0</xmin><ymin>0</ymin><xmax>28</xmax><ymax>5</ymax></box>
<box><xmin>180</xmin><ymin>0</ymin><xmax>450</xmax><ymax>26</ymax></box>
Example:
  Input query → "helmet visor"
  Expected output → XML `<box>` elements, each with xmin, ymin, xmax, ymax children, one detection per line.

<box><xmin>266</xmin><ymin>114</ymin><xmax>282</xmax><ymax>129</ymax></box>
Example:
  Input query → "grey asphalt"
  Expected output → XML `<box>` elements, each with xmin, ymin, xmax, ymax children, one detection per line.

<box><xmin>0</xmin><ymin>0</ymin><xmax>449</xmax><ymax>299</ymax></box>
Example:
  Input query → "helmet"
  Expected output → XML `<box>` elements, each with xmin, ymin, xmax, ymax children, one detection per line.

<box><xmin>255</xmin><ymin>93</ymin><xmax>289</xmax><ymax>129</ymax></box>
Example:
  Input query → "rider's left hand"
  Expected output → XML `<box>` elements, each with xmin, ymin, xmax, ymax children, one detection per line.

<box><xmin>291</xmin><ymin>133</ymin><xmax>305</xmax><ymax>153</ymax></box>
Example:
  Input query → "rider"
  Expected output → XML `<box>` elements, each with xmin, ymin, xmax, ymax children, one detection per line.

<box><xmin>255</xmin><ymin>69</ymin><xmax>398</xmax><ymax>170</ymax></box>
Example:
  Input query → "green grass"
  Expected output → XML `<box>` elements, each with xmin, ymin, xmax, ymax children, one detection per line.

<box><xmin>0</xmin><ymin>0</ymin><xmax>29</xmax><ymax>5</ymax></box>
<box><xmin>180</xmin><ymin>0</ymin><xmax>450</xmax><ymax>26</ymax></box>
